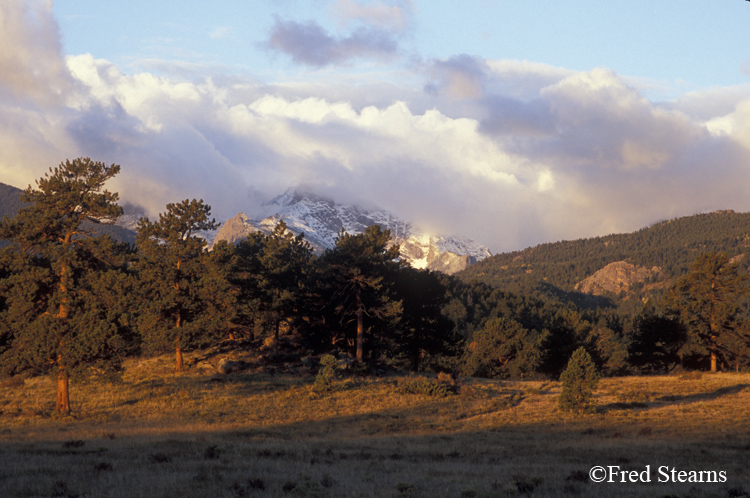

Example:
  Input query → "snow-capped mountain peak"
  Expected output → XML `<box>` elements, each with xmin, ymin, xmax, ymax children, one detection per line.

<box><xmin>212</xmin><ymin>188</ymin><xmax>491</xmax><ymax>274</ymax></box>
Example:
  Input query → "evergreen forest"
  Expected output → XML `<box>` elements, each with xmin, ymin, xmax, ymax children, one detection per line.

<box><xmin>2</xmin><ymin>159</ymin><xmax>750</xmax><ymax>414</ymax></box>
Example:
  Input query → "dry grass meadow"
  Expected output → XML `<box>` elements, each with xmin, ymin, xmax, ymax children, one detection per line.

<box><xmin>1</xmin><ymin>354</ymin><xmax>749</xmax><ymax>498</ymax></box>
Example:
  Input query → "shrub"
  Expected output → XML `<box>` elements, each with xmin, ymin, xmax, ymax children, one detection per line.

<box><xmin>313</xmin><ymin>355</ymin><xmax>338</xmax><ymax>392</ymax></box>
<box><xmin>397</xmin><ymin>376</ymin><xmax>457</xmax><ymax>397</ymax></box>
<box><xmin>558</xmin><ymin>347</ymin><xmax>599</xmax><ymax>414</ymax></box>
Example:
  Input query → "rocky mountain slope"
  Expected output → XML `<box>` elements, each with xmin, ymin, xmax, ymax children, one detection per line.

<box><xmin>574</xmin><ymin>261</ymin><xmax>664</xmax><ymax>296</ymax></box>
<box><xmin>212</xmin><ymin>189</ymin><xmax>491</xmax><ymax>274</ymax></box>
<box><xmin>1</xmin><ymin>182</ymin><xmax>490</xmax><ymax>273</ymax></box>
<box><xmin>458</xmin><ymin>209</ymin><xmax>750</xmax><ymax>309</ymax></box>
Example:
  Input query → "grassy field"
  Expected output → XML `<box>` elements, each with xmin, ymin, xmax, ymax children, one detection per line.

<box><xmin>1</xmin><ymin>354</ymin><xmax>749</xmax><ymax>498</ymax></box>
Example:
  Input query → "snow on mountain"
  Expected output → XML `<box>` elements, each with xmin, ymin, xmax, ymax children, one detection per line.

<box><xmin>211</xmin><ymin>188</ymin><xmax>491</xmax><ymax>274</ymax></box>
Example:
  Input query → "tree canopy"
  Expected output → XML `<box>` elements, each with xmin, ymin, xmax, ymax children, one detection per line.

<box><xmin>0</xmin><ymin>158</ymin><xmax>129</xmax><ymax>413</ymax></box>
<box><xmin>3</xmin><ymin>160</ymin><xmax>750</xmax><ymax>406</ymax></box>
<box><xmin>663</xmin><ymin>252</ymin><xmax>750</xmax><ymax>372</ymax></box>
<box><xmin>317</xmin><ymin>225</ymin><xmax>402</xmax><ymax>362</ymax></box>
<box><xmin>135</xmin><ymin>199</ymin><xmax>223</xmax><ymax>371</ymax></box>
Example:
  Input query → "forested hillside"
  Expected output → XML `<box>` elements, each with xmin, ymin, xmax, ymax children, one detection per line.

<box><xmin>3</xmin><ymin>163</ymin><xmax>750</xmax><ymax>407</ymax></box>
<box><xmin>458</xmin><ymin>210</ymin><xmax>750</xmax><ymax>309</ymax></box>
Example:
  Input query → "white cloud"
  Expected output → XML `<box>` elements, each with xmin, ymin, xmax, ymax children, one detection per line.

<box><xmin>0</xmin><ymin>0</ymin><xmax>74</xmax><ymax>106</ymax></box>
<box><xmin>266</xmin><ymin>18</ymin><xmax>400</xmax><ymax>67</ymax></box>
<box><xmin>3</xmin><ymin>4</ymin><xmax>750</xmax><ymax>253</ymax></box>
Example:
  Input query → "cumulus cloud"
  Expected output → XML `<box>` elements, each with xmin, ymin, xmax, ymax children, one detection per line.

<box><xmin>425</xmin><ymin>54</ymin><xmax>488</xmax><ymax>100</ymax></box>
<box><xmin>4</xmin><ymin>5</ymin><xmax>750</xmax><ymax>253</ymax></box>
<box><xmin>0</xmin><ymin>0</ymin><xmax>81</xmax><ymax>188</ymax></box>
<box><xmin>0</xmin><ymin>0</ymin><xmax>74</xmax><ymax>105</ymax></box>
<box><xmin>266</xmin><ymin>18</ymin><xmax>400</xmax><ymax>67</ymax></box>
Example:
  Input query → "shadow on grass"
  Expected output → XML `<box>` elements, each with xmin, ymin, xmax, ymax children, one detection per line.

<box><xmin>599</xmin><ymin>383</ymin><xmax>750</xmax><ymax>413</ymax></box>
<box><xmin>654</xmin><ymin>383</ymin><xmax>750</xmax><ymax>404</ymax></box>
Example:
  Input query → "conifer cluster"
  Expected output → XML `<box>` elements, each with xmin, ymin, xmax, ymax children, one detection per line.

<box><xmin>2</xmin><ymin>159</ymin><xmax>750</xmax><ymax>414</ymax></box>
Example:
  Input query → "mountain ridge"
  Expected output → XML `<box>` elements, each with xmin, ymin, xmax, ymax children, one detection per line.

<box><xmin>457</xmin><ymin>209</ymin><xmax>750</xmax><ymax>309</ymax></box>
<box><xmin>211</xmin><ymin>188</ymin><xmax>492</xmax><ymax>274</ymax></box>
<box><xmin>0</xmin><ymin>182</ymin><xmax>137</xmax><ymax>246</ymax></box>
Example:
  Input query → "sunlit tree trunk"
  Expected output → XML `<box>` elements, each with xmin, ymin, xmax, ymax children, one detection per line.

<box><xmin>56</xmin><ymin>369</ymin><xmax>70</xmax><ymax>413</ymax></box>
<box><xmin>174</xmin><ymin>259</ymin><xmax>184</xmax><ymax>372</ymax></box>
<box><xmin>56</xmin><ymin>248</ymin><xmax>71</xmax><ymax>413</ymax></box>
<box><xmin>710</xmin><ymin>347</ymin><xmax>718</xmax><ymax>372</ymax></box>
<box><xmin>356</xmin><ymin>287</ymin><xmax>364</xmax><ymax>363</ymax></box>
<box><xmin>175</xmin><ymin>313</ymin><xmax>184</xmax><ymax>372</ymax></box>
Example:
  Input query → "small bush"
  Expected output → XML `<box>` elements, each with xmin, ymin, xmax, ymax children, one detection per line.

<box><xmin>93</xmin><ymin>461</ymin><xmax>113</xmax><ymax>472</ymax></box>
<box><xmin>62</xmin><ymin>440</ymin><xmax>85</xmax><ymax>449</ymax></box>
<box><xmin>558</xmin><ymin>347</ymin><xmax>599</xmax><ymax>414</ymax></box>
<box><xmin>320</xmin><ymin>474</ymin><xmax>335</xmax><ymax>488</ymax></box>
<box><xmin>313</xmin><ymin>355</ymin><xmax>338</xmax><ymax>392</ymax></box>
<box><xmin>149</xmin><ymin>452</ymin><xmax>172</xmax><ymax>463</ymax></box>
<box><xmin>203</xmin><ymin>445</ymin><xmax>220</xmax><ymax>460</ymax></box>
<box><xmin>397</xmin><ymin>377</ymin><xmax>457</xmax><ymax>397</ymax></box>
<box><xmin>565</xmin><ymin>470</ymin><xmax>588</xmax><ymax>482</ymax></box>
<box><xmin>51</xmin><ymin>480</ymin><xmax>78</xmax><ymax>498</ymax></box>
<box><xmin>232</xmin><ymin>478</ymin><xmax>265</xmax><ymax>497</ymax></box>
<box><xmin>396</xmin><ymin>482</ymin><xmax>415</xmax><ymax>494</ymax></box>
<box><xmin>727</xmin><ymin>487</ymin><xmax>749</xmax><ymax>498</ymax></box>
<box><xmin>513</xmin><ymin>475</ymin><xmax>543</xmax><ymax>494</ymax></box>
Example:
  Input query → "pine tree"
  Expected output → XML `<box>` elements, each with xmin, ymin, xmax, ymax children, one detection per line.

<box><xmin>461</xmin><ymin>317</ymin><xmax>541</xmax><ymax>379</ymax></box>
<box><xmin>0</xmin><ymin>158</ymin><xmax>129</xmax><ymax>413</ymax></box>
<box><xmin>628</xmin><ymin>300</ymin><xmax>686</xmax><ymax>373</ymax></box>
<box><xmin>229</xmin><ymin>221</ymin><xmax>313</xmax><ymax>350</ymax></box>
<box><xmin>135</xmin><ymin>199</ymin><xmax>222</xmax><ymax>371</ymax></box>
<box><xmin>255</xmin><ymin>221</ymin><xmax>313</xmax><ymax>353</ymax></box>
<box><xmin>390</xmin><ymin>267</ymin><xmax>456</xmax><ymax>372</ymax></box>
<box><xmin>317</xmin><ymin>225</ymin><xmax>402</xmax><ymax>363</ymax></box>
<box><xmin>662</xmin><ymin>252</ymin><xmax>749</xmax><ymax>372</ymax></box>
<box><xmin>558</xmin><ymin>347</ymin><xmax>599</xmax><ymax>414</ymax></box>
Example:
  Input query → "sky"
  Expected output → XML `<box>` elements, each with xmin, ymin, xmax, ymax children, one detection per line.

<box><xmin>1</xmin><ymin>0</ymin><xmax>750</xmax><ymax>253</ymax></box>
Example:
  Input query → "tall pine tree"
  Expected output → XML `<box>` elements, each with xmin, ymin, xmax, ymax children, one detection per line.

<box><xmin>135</xmin><ymin>199</ymin><xmax>223</xmax><ymax>371</ymax></box>
<box><xmin>318</xmin><ymin>225</ymin><xmax>402</xmax><ymax>363</ymax></box>
<box><xmin>231</xmin><ymin>221</ymin><xmax>313</xmax><ymax>353</ymax></box>
<box><xmin>0</xmin><ymin>158</ymin><xmax>129</xmax><ymax>413</ymax></box>
<box><xmin>663</xmin><ymin>252</ymin><xmax>749</xmax><ymax>372</ymax></box>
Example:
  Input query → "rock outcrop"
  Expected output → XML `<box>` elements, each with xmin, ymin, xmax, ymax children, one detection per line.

<box><xmin>575</xmin><ymin>261</ymin><xmax>663</xmax><ymax>296</ymax></box>
<box><xmin>212</xmin><ymin>213</ymin><xmax>263</xmax><ymax>246</ymax></box>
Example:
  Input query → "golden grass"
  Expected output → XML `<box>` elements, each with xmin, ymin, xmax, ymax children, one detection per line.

<box><xmin>1</xmin><ymin>355</ymin><xmax>750</xmax><ymax>497</ymax></box>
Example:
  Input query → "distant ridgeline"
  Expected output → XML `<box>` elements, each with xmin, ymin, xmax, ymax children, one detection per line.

<box><xmin>0</xmin><ymin>182</ymin><xmax>137</xmax><ymax>246</ymax></box>
<box><xmin>457</xmin><ymin>210</ymin><xmax>750</xmax><ymax>312</ymax></box>
<box><xmin>0</xmin><ymin>183</ymin><xmax>26</xmax><ymax>221</ymax></box>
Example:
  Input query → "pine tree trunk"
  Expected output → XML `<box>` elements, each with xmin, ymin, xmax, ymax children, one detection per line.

<box><xmin>356</xmin><ymin>288</ymin><xmax>364</xmax><ymax>363</ymax></box>
<box><xmin>710</xmin><ymin>350</ymin><xmax>717</xmax><ymax>372</ymax></box>
<box><xmin>176</xmin><ymin>345</ymin><xmax>184</xmax><ymax>372</ymax></box>
<box><xmin>56</xmin><ymin>369</ymin><xmax>70</xmax><ymax>413</ymax></box>
<box><xmin>175</xmin><ymin>312</ymin><xmax>184</xmax><ymax>372</ymax></box>
<box><xmin>56</xmin><ymin>258</ymin><xmax>70</xmax><ymax>414</ymax></box>
<box><xmin>710</xmin><ymin>329</ymin><xmax>718</xmax><ymax>373</ymax></box>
